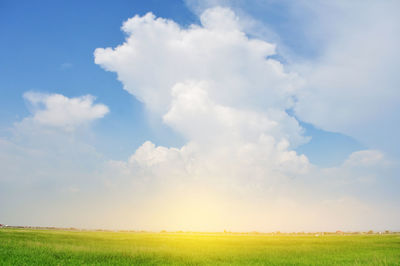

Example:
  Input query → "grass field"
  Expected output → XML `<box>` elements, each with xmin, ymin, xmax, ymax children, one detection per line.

<box><xmin>0</xmin><ymin>228</ymin><xmax>399</xmax><ymax>265</ymax></box>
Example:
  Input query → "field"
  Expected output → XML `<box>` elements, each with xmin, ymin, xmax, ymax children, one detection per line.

<box><xmin>0</xmin><ymin>228</ymin><xmax>399</xmax><ymax>265</ymax></box>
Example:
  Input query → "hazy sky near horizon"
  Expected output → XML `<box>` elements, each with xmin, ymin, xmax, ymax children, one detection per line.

<box><xmin>1</xmin><ymin>0</ymin><xmax>399</xmax><ymax>231</ymax></box>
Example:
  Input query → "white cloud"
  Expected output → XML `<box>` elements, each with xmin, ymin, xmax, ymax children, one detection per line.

<box><xmin>23</xmin><ymin>92</ymin><xmax>109</xmax><ymax>130</ymax></box>
<box><xmin>91</xmin><ymin>7</ymin><xmax>400</xmax><ymax>231</ymax></box>
<box><xmin>93</xmin><ymin>9</ymin><xmax>312</xmax><ymax>226</ymax></box>
<box><xmin>94</xmin><ymin>7</ymin><xmax>308</xmax><ymax>178</ymax></box>
<box><xmin>344</xmin><ymin>150</ymin><xmax>385</xmax><ymax>167</ymax></box>
<box><xmin>163</xmin><ymin>81</ymin><xmax>306</xmax><ymax>147</ymax></box>
<box><xmin>185</xmin><ymin>1</ymin><xmax>400</xmax><ymax>156</ymax></box>
<box><xmin>95</xmin><ymin>7</ymin><xmax>301</xmax><ymax>116</ymax></box>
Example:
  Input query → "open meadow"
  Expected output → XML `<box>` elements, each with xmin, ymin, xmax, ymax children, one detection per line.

<box><xmin>0</xmin><ymin>228</ymin><xmax>399</xmax><ymax>265</ymax></box>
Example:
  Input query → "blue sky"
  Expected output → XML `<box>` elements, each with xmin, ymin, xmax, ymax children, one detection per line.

<box><xmin>0</xmin><ymin>0</ymin><xmax>399</xmax><ymax>231</ymax></box>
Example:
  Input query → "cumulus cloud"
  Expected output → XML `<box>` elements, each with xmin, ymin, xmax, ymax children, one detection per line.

<box><xmin>94</xmin><ymin>7</ymin><xmax>308</xmax><ymax>180</ymax></box>
<box><xmin>23</xmin><ymin>92</ymin><xmax>109</xmax><ymax>130</ymax></box>
<box><xmin>94</xmin><ymin>8</ymin><xmax>313</xmax><ymax>225</ymax></box>
<box><xmin>185</xmin><ymin>1</ymin><xmax>400</xmax><ymax>156</ymax></box>
<box><xmin>91</xmin><ymin>7</ymin><xmax>400</xmax><ymax>231</ymax></box>
<box><xmin>95</xmin><ymin>7</ymin><xmax>301</xmax><ymax>115</ymax></box>
<box><xmin>163</xmin><ymin>81</ymin><xmax>306</xmax><ymax>147</ymax></box>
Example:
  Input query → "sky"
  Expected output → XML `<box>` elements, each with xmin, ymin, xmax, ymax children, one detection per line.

<box><xmin>0</xmin><ymin>0</ymin><xmax>399</xmax><ymax>232</ymax></box>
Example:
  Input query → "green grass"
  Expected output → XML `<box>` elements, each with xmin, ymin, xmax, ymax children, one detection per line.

<box><xmin>0</xmin><ymin>228</ymin><xmax>399</xmax><ymax>265</ymax></box>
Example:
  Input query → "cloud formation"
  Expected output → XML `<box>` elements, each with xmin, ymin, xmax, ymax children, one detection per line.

<box><xmin>95</xmin><ymin>8</ymin><xmax>301</xmax><ymax>123</ymax></box>
<box><xmin>92</xmin><ymin>7</ymin><xmax>400</xmax><ymax>231</ymax></box>
<box><xmin>95</xmin><ymin>7</ymin><xmax>308</xmax><ymax>171</ymax></box>
<box><xmin>185</xmin><ymin>0</ymin><xmax>400</xmax><ymax>155</ymax></box>
<box><xmin>23</xmin><ymin>92</ymin><xmax>109</xmax><ymax>130</ymax></box>
<box><xmin>1</xmin><ymin>6</ymin><xmax>399</xmax><ymax>232</ymax></box>
<box><xmin>94</xmin><ymin>8</ymin><xmax>312</xmax><ymax>207</ymax></box>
